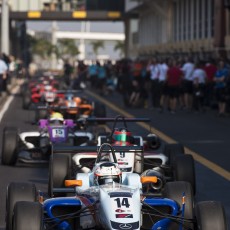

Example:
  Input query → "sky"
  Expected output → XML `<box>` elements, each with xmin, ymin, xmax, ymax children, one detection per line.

<box><xmin>26</xmin><ymin>21</ymin><xmax>125</xmax><ymax>60</ymax></box>
<box><xmin>26</xmin><ymin>21</ymin><xmax>124</xmax><ymax>33</ymax></box>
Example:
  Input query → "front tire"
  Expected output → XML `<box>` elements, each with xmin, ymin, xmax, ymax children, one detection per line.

<box><xmin>163</xmin><ymin>181</ymin><xmax>194</xmax><ymax>230</ymax></box>
<box><xmin>13</xmin><ymin>201</ymin><xmax>43</xmax><ymax>230</ymax></box>
<box><xmin>2</xmin><ymin>127</ymin><xmax>18</xmax><ymax>165</ymax></box>
<box><xmin>48</xmin><ymin>153</ymin><xmax>70</xmax><ymax>197</ymax></box>
<box><xmin>6</xmin><ymin>182</ymin><xmax>37</xmax><ymax>230</ymax></box>
<box><xmin>195</xmin><ymin>201</ymin><xmax>227</xmax><ymax>230</ymax></box>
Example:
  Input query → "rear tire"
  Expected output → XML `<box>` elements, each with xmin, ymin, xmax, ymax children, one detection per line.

<box><xmin>163</xmin><ymin>143</ymin><xmax>185</xmax><ymax>166</ymax></box>
<box><xmin>6</xmin><ymin>182</ymin><xmax>37</xmax><ymax>230</ymax></box>
<box><xmin>48</xmin><ymin>153</ymin><xmax>70</xmax><ymax>197</ymax></box>
<box><xmin>163</xmin><ymin>181</ymin><xmax>194</xmax><ymax>230</ymax></box>
<box><xmin>22</xmin><ymin>93</ymin><xmax>31</xmax><ymax>110</ymax></box>
<box><xmin>13</xmin><ymin>201</ymin><xmax>43</xmax><ymax>230</ymax></box>
<box><xmin>195</xmin><ymin>201</ymin><xmax>227</xmax><ymax>230</ymax></box>
<box><xmin>2</xmin><ymin>127</ymin><xmax>18</xmax><ymax>165</ymax></box>
<box><xmin>173</xmin><ymin>154</ymin><xmax>196</xmax><ymax>194</ymax></box>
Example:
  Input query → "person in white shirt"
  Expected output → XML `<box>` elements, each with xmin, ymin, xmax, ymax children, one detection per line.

<box><xmin>158</xmin><ymin>58</ymin><xmax>169</xmax><ymax>112</ymax></box>
<box><xmin>181</xmin><ymin>57</ymin><xmax>195</xmax><ymax>111</ymax></box>
<box><xmin>0</xmin><ymin>54</ymin><xmax>8</xmax><ymax>95</ymax></box>
<box><xmin>148</xmin><ymin>57</ymin><xmax>160</xmax><ymax>109</ymax></box>
<box><xmin>191</xmin><ymin>61</ymin><xmax>207</xmax><ymax>112</ymax></box>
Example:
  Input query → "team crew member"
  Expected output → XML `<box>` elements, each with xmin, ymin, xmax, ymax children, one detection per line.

<box><xmin>148</xmin><ymin>58</ymin><xmax>160</xmax><ymax>109</ymax></box>
<box><xmin>181</xmin><ymin>57</ymin><xmax>195</xmax><ymax>111</ymax></box>
<box><xmin>191</xmin><ymin>62</ymin><xmax>207</xmax><ymax>112</ymax></box>
<box><xmin>214</xmin><ymin>60</ymin><xmax>229</xmax><ymax>117</ymax></box>
<box><xmin>0</xmin><ymin>54</ymin><xmax>8</xmax><ymax>95</ymax></box>
<box><xmin>166</xmin><ymin>59</ymin><xmax>183</xmax><ymax>114</ymax></box>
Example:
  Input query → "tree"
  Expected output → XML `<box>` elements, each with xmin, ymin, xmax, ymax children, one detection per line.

<box><xmin>29</xmin><ymin>36</ymin><xmax>53</xmax><ymax>58</ymax></box>
<box><xmin>57</xmin><ymin>38</ymin><xmax>80</xmax><ymax>58</ymax></box>
<box><xmin>90</xmin><ymin>40</ymin><xmax>104</xmax><ymax>57</ymax></box>
<box><xmin>114</xmin><ymin>40</ymin><xmax>125</xmax><ymax>58</ymax></box>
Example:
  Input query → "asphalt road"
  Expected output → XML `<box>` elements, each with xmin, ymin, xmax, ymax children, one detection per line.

<box><xmin>0</xmin><ymin>87</ymin><xmax>229</xmax><ymax>229</ymax></box>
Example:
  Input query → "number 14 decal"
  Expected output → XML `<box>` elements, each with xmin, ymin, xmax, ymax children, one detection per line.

<box><xmin>114</xmin><ymin>198</ymin><xmax>130</xmax><ymax>208</ymax></box>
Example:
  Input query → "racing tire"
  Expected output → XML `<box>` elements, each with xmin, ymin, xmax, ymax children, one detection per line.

<box><xmin>13</xmin><ymin>201</ymin><xmax>43</xmax><ymax>230</ymax></box>
<box><xmin>163</xmin><ymin>143</ymin><xmax>184</xmax><ymax>166</ymax></box>
<box><xmin>6</xmin><ymin>182</ymin><xmax>37</xmax><ymax>230</ymax></box>
<box><xmin>22</xmin><ymin>93</ymin><xmax>31</xmax><ymax>110</ymax></box>
<box><xmin>195</xmin><ymin>201</ymin><xmax>227</xmax><ymax>230</ymax></box>
<box><xmin>163</xmin><ymin>181</ymin><xmax>194</xmax><ymax>230</ymax></box>
<box><xmin>2</xmin><ymin>127</ymin><xmax>18</xmax><ymax>165</ymax></box>
<box><xmin>35</xmin><ymin>109</ymin><xmax>48</xmax><ymax>122</ymax></box>
<box><xmin>173</xmin><ymin>154</ymin><xmax>196</xmax><ymax>195</ymax></box>
<box><xmin>39</xmin><ymin>137</ymin><xmax>50</xmax><ymax>148</ymax></box>
<box><xmin>48</xmin><ymin>153</ymin><xmax>70</xmax><ymax>197</ymax></box>
<box><xmin>93</xmin><ymin>102</ymin><xmax>106</xmax><ymax>124</ymax></box>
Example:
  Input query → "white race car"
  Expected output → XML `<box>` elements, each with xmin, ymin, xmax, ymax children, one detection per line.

<box><xmin>6</xmin><ymin>144</ymin><xmax>227</xmax><ymax>230</ymax></box>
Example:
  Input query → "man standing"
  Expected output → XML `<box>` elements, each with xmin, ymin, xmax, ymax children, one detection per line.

<box><xmin>181</xmin><ymin>57</ymin><xmax>195</xmax><ymax>111</ymax></box>
<box><xmin>148</xmin><ymin>57</ymin><xmax>160</xmax><ymax>109</ymax></box>
<box><xmin>0</xmin><ymin>53</ymin><xmax>8</xmax><ymax>95</ymax></box>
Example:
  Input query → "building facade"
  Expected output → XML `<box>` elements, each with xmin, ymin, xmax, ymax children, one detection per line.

<box><xmin>126</xmin><ymin>0</ymin><xmax>230</xmax><ymax>60</ymax></box>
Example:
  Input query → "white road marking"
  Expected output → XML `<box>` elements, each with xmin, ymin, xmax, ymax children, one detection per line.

<box><xmin>0</xmin><ymin>85</ymin><xmax>19</xmax><ymax>123</ymax></box>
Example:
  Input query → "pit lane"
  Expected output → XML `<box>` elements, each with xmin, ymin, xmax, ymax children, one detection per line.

<box><xmin>0</xmin><ymin>86</ymin><xmax>229</xmax><ymax>229</ymax></box>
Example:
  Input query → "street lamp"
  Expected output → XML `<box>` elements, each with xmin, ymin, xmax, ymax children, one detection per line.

<box><xmin>1</xmin><ymin>0</ymin><xmax>9</xmax><ymax>54</ymax></box>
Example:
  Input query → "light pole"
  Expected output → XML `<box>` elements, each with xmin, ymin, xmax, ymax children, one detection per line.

<box><xmin>1</xmin><ymin>0</ymin><xmax>9</xmax><ymax>55</ymax></box>
<box><xmin>51</xmin><ymin>21</ymin><xmax>57</xmax><ymax>70</ymax></box>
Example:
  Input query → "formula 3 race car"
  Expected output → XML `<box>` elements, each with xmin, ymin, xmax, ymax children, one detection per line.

<box><xmin>5</xmin><ymin>144</ymin><xmax>227</xmax><ymax>230</ymax></box>
<box><xmin>68</xmin><ymin>116</ymin><xmax>196</xmax><ymax>194</ymax></box>
<box><xmin>1</xmin><ymin>112</ymin><xmax>95</xmax><ymax>165</ymax></box>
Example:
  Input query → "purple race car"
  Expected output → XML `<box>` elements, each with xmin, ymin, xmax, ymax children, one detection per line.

<box><xmin>1</xmin><ymin>116</ymin><xmax>95</xmax><ymax>165</ymax></box>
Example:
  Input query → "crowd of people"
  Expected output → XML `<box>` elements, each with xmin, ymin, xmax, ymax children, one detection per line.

<box><xmin>62</xmin><ymin>55</ymin><xmax>230</xmax><ymax>117</ymax></box>
<box><xmin>0</xmin><ymin>53</ymin><xmax>25</xmax><ymax>96</ymax></box>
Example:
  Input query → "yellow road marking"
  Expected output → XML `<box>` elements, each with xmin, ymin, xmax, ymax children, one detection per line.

<box><xmin>86</xmin><ymin>90</ymin><xmax>230</xmax><ymax>181</ymax></box>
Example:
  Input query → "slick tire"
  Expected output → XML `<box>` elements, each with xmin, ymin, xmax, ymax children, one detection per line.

<box><xmin>6</xmin><ymin>183</ymin><xmax>37</xmax><ymax>230</ymax></box>
<box><xmin>13</xmin><ymin>201</ymin><xmax>43</xmax><ymax>230</ymax></box>
<box><xmin>48</xmin><ymin>153</ymin><xmax>70</xmax><ymax>197</ymax></box>
<box><xmin>163</xmin><ymin>181</ymin><xmax>194</xmax><ymax>230</ymax></box>
<box><xmin>195</xmin><ymin>201</ymin><xmax>227</xmax><ymax>230</ymax></box>
<box><xmin>173</xmin><ymin>154</ymin><xmax>196</xmax><ymax>195</ymax></box>
<box><xmin>22</xmin><ymin>93</ymin><xmax>31</xmax><ymax>110</ymax></box>
<box><xmin>2</xmin><ymin>127</ymin><xmax>18</xmax><ymax>165</ymax></box>
<box><xmin>163</xmin><ymin>143</ymin><xmax>185</xmax><ymax>166</ymax></box>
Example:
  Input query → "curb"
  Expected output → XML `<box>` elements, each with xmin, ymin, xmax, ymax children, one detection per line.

<box><xmin>0</xmin><ymin>78</ymin><xmax>20</xmax><ymax>107</ymax></box>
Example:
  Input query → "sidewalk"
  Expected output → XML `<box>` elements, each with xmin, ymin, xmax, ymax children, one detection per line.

<box><xmin>0</xmin><ymin>77</ymin><xmax>20</xmax><ymax>107</ymax></box>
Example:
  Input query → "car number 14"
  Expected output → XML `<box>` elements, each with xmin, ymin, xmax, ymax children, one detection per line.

<box><xmin>112</xmin><ymin>197</ymin><xmax>133</xmax><ymax>211</ymax></box>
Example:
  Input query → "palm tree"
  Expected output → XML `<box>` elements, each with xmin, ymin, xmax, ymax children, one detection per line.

<box><xmin>29</xmin><ymin>36</ymin><xmax>54</xmax><ymax>58</ymax></box>
<box><xmin>57</xmin><ymin>38</ymin><xmax>80</xmax><ymax>58</ymax></box>
<box><xmin>114</xmin><ymin>40</ymin><xmax>125</xmax><ymax>58</ymax></box>
<box><xmin>90</xmin><ymin>40</ymin><xmax>104</xmax><ymax>58</ymax></box>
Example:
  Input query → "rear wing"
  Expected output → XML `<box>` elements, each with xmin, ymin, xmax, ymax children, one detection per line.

<box><xmin>52</xmin><ymin>145</ymin><xmax>143</xmax><ymax>155</ymax></box>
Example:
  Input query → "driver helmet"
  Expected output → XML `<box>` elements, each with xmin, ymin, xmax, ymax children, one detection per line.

<box><xmin>44</xmin><ymin>85</ymin><xmax>52</xmax><ymax>91</ymax></box>
<box><xmin>66</xmin><ymin>93</ymin><xmax>74</xmax><ymax>101</ymax></box>
<box><xmin>49</xmin><ymin>112</ymin><xmax>64</xmax><ymax>125</ymax></box>
<box><xmin>113</xmin><ymin>128</ymin><xmax>134</xmax><ymax>144</ymax></box>
<box><xmin>94</xmin><ymin>162</ymin><xmax>122</xmax><ymax>186</ymax></box>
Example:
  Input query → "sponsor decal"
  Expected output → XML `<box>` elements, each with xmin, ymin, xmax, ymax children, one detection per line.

<box><xmin>116</xmin><ymin>214</ymin><xmax>133</xmax><ymax>218</ymax></box>
<box><xmin>119</xmin><ymin>223</ymin><xmax>132</xmax><ymax>229</ymax></box>
<box><xmin>115</xmin><ymin>209</ymin><xmax>125</xmax><ymax>213</ymax></box>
